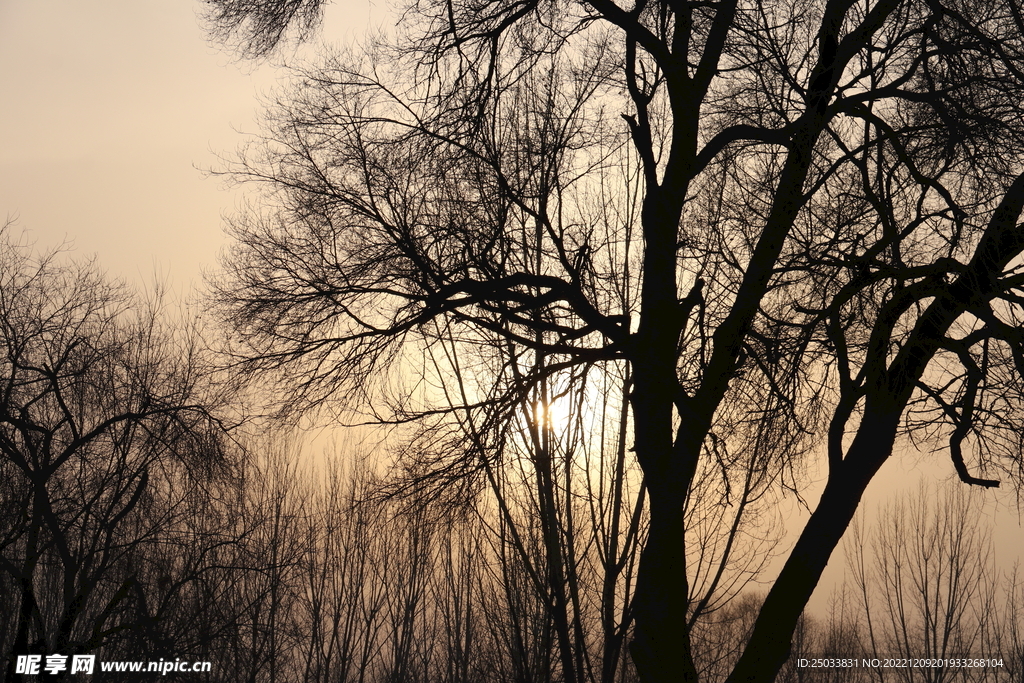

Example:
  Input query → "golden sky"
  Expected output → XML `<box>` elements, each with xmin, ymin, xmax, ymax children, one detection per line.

<box><xmin>2</xmin><ymin>0</ymin><xmax>1020</xmax><ymax>618</ymax></box>
<box><xmin>0</xmin><ymin>0</ymin><xmax>378</xmax><ymax>294</ymax></box>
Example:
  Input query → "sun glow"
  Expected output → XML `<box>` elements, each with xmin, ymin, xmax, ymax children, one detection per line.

<box><xmin>532</xmin><ymin>395</ymin><xmax>573</xmax><ymax>432</ymax></box>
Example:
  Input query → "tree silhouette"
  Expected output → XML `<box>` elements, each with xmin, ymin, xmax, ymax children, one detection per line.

<box><xmin>0</xmin><ymin>225</ymin><xmax>237</xmax><ymax>680</ymax></box>
<box><xmin>206</xmin><ymin>1</ymin><xmax>1024</xmax><ymax>681</ymax></box>
<box><xmin>846</xmin><ymin>483</ymin><xmax>1023</xmax><ymax>683</ymax></box>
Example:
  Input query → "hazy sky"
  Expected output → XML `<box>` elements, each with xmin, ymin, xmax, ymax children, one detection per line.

<box><xmin>0</xmin><ymin>0</ymin><xmax>379</xmax><ymax>293</ymax></box>
<box><xmin>2</xmin><ymin>0</ymin><xmax>1021</xmax><ymax>618</ymax></box>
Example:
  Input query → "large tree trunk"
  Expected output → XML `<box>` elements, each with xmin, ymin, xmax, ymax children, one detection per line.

<box><xmin>629</xmin><ymin>375</ymin><xmax>702</xmax><ymax>682</ymax></box>
<box><xmin>628</xmin><ymin>181</ymin><xmax>700</xmax><ymax>681</ymax></box>
<box><xmin>727</xmin><ymin>409</ymin><xmax>900</xmax><ymax>683</ymax></box>
<box><xmin>629</xmin><ymin>491</ymin><xmax>698</xmax><ymax>682</ymax></box>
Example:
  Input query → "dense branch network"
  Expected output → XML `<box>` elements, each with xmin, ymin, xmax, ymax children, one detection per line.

<box><xmin>205</xmin><ymin>0</ymin><xmax>1024</xmax><ymax>681</ymax></box>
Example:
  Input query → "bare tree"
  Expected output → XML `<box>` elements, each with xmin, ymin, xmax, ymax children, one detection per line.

<box><xmin>204</xmin><ymin>0</ymin><xmax>1024</xmax><ymax>680</ymax></box>
<box><xmin>846</xmin><ymin>482</ymin><xmax>1022</xmax><ymax>683</ymax></box>
<box><xmin>0</xmin><ymin>224</ymin><xmax>237</xmax><ymax>680</ymax></box>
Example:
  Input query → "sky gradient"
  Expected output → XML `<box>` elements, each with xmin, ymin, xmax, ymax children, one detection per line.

<box><xmin>0</xmin><ymin>0</ymin><xmax>378</xmax><ymax>293</ymax></box>
<box><xmin>2</xmin><ymin>0</ymin><xmax>1021</xmax><ymax>619</ymax></box>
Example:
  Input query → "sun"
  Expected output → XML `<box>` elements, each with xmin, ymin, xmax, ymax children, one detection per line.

<box><xmin>533</xmin><ymin>395</ymin><xmax>573</xmax><ymax>433</ymax></box>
